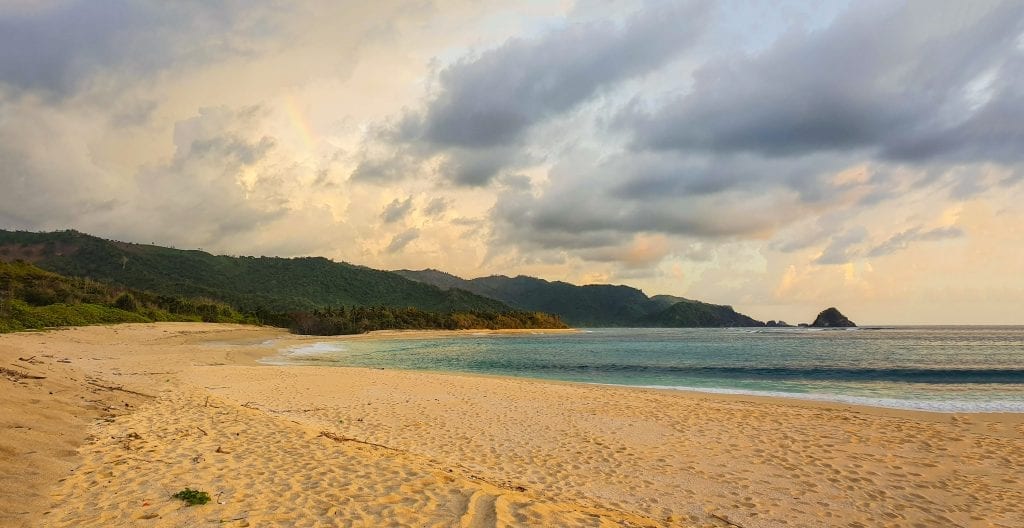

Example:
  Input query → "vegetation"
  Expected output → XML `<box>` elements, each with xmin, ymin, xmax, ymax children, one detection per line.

<box><xmin>0</xmin><ymin>230</ymin><xmax>509</xmax><ymax>313</ymax></box>
<box><xmin>0</xmin><ymin>260</ymin><xmax>255</xmax><ymax>333</ymax></box>
<box><xmin>287</xmin><ymin>306</ymin><xmax>567</xmax><ymax>335</ymax></box>
<box><xmin>635</xmin><ymin>299</ymin><xmax>764</xmax><ymax>327</ymax></box>
<box><xmin>0</xmin><ymin>233</ymin><xmax>570</xmax><ymax>335</ymax></box>
<box><xmin>396</xmin><ymin>270</ymin><xmax>657</xmax><ymax>326</ymax></box>
<box><xmin>0</xmin><ymin>229</ymin><xmax>763</xmax><ymax>332</ymax></box>
<box><xmin>395</xmin><ymin>269</ymin><xmax>766</xmax><ymax>327</ymax></box>
<box><xmin>171</xmin><ymin>488</ymin><xmax>211</xmax><ymax>506</ymax></box>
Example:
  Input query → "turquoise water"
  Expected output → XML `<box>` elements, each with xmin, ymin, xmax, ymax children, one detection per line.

<box><xmin>264</xmin><ymin>327</ymin><xmax>1024</xmax><ymax>413</ymax></box>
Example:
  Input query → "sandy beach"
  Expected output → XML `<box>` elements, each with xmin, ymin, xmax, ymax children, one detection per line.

<box><xmin>1</xmin><ymin>323</ymin><xmax>1022</xmax><ymax>527</ymax></box>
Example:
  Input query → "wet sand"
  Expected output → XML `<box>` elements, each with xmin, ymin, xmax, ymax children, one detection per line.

<box><xmin>1</xmin><ymin>323</ymin><xmax>1021</xmax><ymax>527</ymax></box>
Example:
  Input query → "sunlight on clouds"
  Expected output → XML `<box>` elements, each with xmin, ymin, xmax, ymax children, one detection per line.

<box><xmin>831</xmin><ymin>164</ymin><xmax>871</xmax><ymax>186</ymax></box>
<box><xmin>1</xmin><ymin>0</ymin><xmax>1022</xmax><ymax>323</ymax></box>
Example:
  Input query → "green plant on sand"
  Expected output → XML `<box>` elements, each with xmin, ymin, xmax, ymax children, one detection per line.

<box><xmin>171</xmin><ymin>488</ymin><xmax>211</xmax><ymax>506</ymax></box>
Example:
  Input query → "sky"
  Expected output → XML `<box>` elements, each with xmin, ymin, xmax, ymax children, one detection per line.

<box><xmin>1</xmin><ymin>0</ymin><xmax>1022</xmax><ymax>325</ymax></box>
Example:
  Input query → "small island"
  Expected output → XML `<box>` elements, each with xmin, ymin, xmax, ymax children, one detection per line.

<box><xmin>810</xmin><ymin>307</ymin><xmax>856</xmax><ymax>327</ymax></box>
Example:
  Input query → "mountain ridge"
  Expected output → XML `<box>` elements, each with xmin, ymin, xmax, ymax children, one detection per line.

<box><xmin>0</xmin><ymin>230</ymin><xmax>768</xmax><ymax>328</ymax></box>
<box><xmin>394</xmin><ymin>268</ymin><xmax>765</xmax><ymax>327</ymax></box>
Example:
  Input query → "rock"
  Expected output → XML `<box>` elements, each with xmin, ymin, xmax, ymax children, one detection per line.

<box><xmin>810</xmin><ymin>307</ymin><xmax>856</xmax><ymax>327</ymax></box>
<box><xmin>765</xmin><ymin>320</ymin><xmax>793</xmax><ymax>327</ymax></box>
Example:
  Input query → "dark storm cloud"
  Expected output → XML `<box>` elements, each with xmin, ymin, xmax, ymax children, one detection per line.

<box><xmin>488</xmin><ymin>1</ymin><xmax>1024</xmax><ymax>264</ymax></box>
<box><xmin>357</xmin><ymin>0</ymin><xmax>709</xmax><ymax>186</ymax></box>
<box><xmin>0</xmin><ymin>1</ymin><xmax>152</xmax><ymax>96</ymax></box>
<box><xmin>437</xmin><ymin>147</ymin><xmax>521</xmax><ymax>187</ymax></box>
<box><xmin>867</xmin><ymin>226</ymin><xmax>965</xmax><ymax>258</ymax></box>
<box><xmin>620</xmin><ymin>1</ymin><xmax>1024</xmax><ymax>163</ymax></box>
<box><xmin>881</xmin><ymin>61</ymin><xmax>1024</xmax><ymax>165</ymax></box>
<box><xmin>0</xmin><ymin>1</ymin><xmax>280</xmax><ymax>98</ymax></box>
<box><xmin>413</xmin><ymin>1</ymin><xmax>708</xmax><ymax>149</ymax></box>
<box><xmin>607</xmin><ymin>152</ymin><xmax>841</xmax><ymax>203</ymax></box>
<box><xmin>490</xmin><ymin>153</ymin><xmax>807</xmax><ymax>257</ymax></box>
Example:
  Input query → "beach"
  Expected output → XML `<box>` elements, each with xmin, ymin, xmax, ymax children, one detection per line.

<box><xmin>2</xmin><ymin>324</ymin><xmax>1022</xmax><ymax>527</ymax></box>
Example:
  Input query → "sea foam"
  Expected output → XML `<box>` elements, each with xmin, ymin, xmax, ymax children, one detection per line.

<box><xmin>623</xmin><ymin>384</ymin><xmax>1024</xmax><ymax>413</ymax></box>
<box><xmin>285</xmin><ymin>342</ymin><xmax>349</xmax><ymax>356</ymax></box>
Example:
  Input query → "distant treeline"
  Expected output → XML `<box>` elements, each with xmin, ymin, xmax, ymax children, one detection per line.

<box><xmin>0</xmin><ymin>260</ymin><xmax>254</xmax><ymax>332</ymax></box>
<box><xmin>276</xmin><ymin>306</ymin><xmax>568</xmax><ymax>335</ymax></box>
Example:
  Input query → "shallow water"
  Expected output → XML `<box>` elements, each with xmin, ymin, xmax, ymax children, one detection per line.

<box><xmin>264</xmin><ymin>326</ymin><xmax>1024</xmax><ymax>412</ymax></box>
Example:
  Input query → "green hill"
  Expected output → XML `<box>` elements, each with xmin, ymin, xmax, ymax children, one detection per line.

<box><xmin>635</xmin><ymin>299</ymin><xmax>763</xmax><ymax>327</ymax></box>
<box><xmin>0</xmin><ymin>230</ymin><xmax>509</xmax><ymax>313</ymax></box>
<box><xmin>394</xmin><ymin>269</ymin><xmax>764</xmax><ymax>327</ymax></box>
<box><xmin>0</xmin><ymin>260</ymin><xmax>252</xmax><ymax>332</ymax></box>
<box><xmin>395</xmin><ymin>270</ymin><xmax>656</xmax><ymax>326</ymax></box>
<box><xmin>647</xmin><ymin>294</ymin><xmax>694</xmax><ymax>311</ymax></box>
<box><xmin>0</xmin><ymin>230</ymin><xmax>763</xmax><ymax>330</ymax></box>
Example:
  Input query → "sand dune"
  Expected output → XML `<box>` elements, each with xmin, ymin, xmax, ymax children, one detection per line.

<box><xmin>1</xmin><ymin>323</ymin><xmax>1022</xmax><ymax>527</ymax></box>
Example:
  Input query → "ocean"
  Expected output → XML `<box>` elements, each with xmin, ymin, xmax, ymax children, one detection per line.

<box><xmin>263</xmin><ymin>326</ymin><xmax>1024</xmax><ymax>413</ymax></box>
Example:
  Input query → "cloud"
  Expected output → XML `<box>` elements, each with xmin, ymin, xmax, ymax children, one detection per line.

<box><xmin>575</xmin><ymin>234</ymin><xmax>670</xmax><ymax>268</ymax></box>
<box><xmin>814</xmin><ymin>227</ymin><xmax>867</xmax><ymax>265</ymax></box>
<box><xmin>357</xmin><ymin>0</ymin><xmax>710</xmax><ymax>186</ymax></box>
<box><xmin>867</xmin><ymin>226</ymin><xmax>965</xmax><ymax>258</ymax></box>
<box><xmin>0</xmin><ymin>1</ymin><xmax>281</xmax><ymax>98</ymax></box>
<box><xmin>0</xmin><ymin>97</ymin><xmax>124</xmax><ymax>229</ymax></box>
<box><xmin>0</xmin><ymin>1</ymin><xmax>155</xmax><ymax>96</ymax></box>
<box><xmin>385</xmin><ymin>228</ymin><xmax>420</xmax><ymax>253</ymax></box>
<box><xmin>489</xmin><ymin>149</ymin><xmax>817</xmax><ymax>261</ymax></box>
<box><xmin>619</xmin><ymin>1</ymin><xmax>1024</xmax><ymax>164</ymax></box>
<box><xmin>128</xmin><ymin>106</ymin><xmax>291</xmax><ymax>244</ymax></box>
<box><xmin>381</xmin><ymin>196</ymin><xmax>414</xmax><ymax>223</ymax></box>
<box><xmin>1</xmin><ymin>0</ymin><xmax>1023</xmax><ymax>324</ymax></box>
<box><xmin>0</xmin><ymin>99</ymin><xmax>339</xmax><ymax>253</ymax></box>
<box><xmin>423</xmin><ymin>197</ymin><xmax>449</xmax><ymax>217</ymax></box>
<box><xmin>350</xmin><ymin>146</ymin><xmax>421</xmax><ymax>184</ymax></box>
<box><xmin>435</xmin><ymin>146</ymin><xmax>522</xmax><ymax>187</ymax></box>
<box><xmin>487</xmin><ymin>1</ymin><xmax>1024</xmax><ymax>270</ymax></box>
<box><xmin>811</xmin><ymin>224</ymin><xmax>966</xmax><ymax>265</ymax></box>
<box><xmin>414</xmin><ymin>1</ymin><xmax>708</xmax><ymax>149</ymax></box>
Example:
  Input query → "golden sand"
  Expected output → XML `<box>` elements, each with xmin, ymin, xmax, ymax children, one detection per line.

<box><xmin>1</xmin><ymin>323</ymin><xmax>1021</xmax><ymax>527</ymax></box>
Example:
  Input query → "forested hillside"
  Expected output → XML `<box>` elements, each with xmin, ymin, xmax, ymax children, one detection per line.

<box><xmin>635</xmin><ymin>299</ymin><xmax>764</xmax><ymax>327</ymax></box>
<box><xmin>0</xmin><ymin>230</ymin><xmax>508</xmax><ymax>313</ymax></box>
<box><xmin>395</xmin><ymin>269</ymin><xmax>765</xmax><ymax>327</ymax></box>
<box><xmin>0</xmin><ymin>230</ymin><xmax>763</xmax><ymax>331</ymax></box>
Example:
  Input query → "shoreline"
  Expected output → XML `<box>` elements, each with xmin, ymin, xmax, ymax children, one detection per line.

<box><xmin>263</xmin><ymin>329</ymin><xmax>1024</xmax><ymax>417</ymax></box>
<box><xmin>2</xmin><ymin>323</ymin><xmax>1022</xmax><ymax>527</ymax></box>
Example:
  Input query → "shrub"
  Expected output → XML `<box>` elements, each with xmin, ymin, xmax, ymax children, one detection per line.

<box><xmin>113</xmin><ymin>292</ymin><xmax>140</xmax><ymax>312</ymax></box>
<box><xmin>171</xmin><ymin>488</ymin><xmax>210</xmax><ymax>506</ymax></box>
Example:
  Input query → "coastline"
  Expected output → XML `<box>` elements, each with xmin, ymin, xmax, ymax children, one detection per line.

<box><xmin>268</xmin><ymin>327</ymin><xmax>1024</xmax><ymax>415</ymax></box>
<box><xmin>2</xmin><ymin>323</ymin><xmax>1022</xmax><ymax>527</ymax></box>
